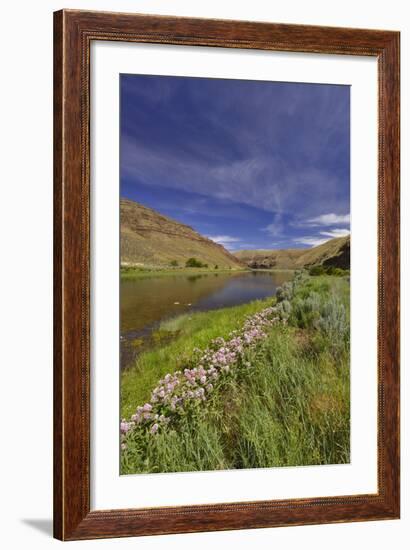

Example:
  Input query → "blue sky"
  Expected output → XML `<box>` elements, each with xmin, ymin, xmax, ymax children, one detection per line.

<box><xmin>120</xmin><ymin>74</ymin><xmax>350</xmax><ymax>251</ymax></box>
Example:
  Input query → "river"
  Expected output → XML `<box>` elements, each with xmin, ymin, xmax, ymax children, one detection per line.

<box><xmin>120</xmin><ymin>270</ymin><xmax>292</xmax><ymax>368</ymax></box>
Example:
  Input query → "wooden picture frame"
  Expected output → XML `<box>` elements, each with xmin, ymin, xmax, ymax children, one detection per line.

<box><xmin>54</xmin><ymin>9</ymin><xmax>400</xmax><ymax>541</ymax></box>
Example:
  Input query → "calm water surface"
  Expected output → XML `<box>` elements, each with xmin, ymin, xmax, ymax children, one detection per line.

<box><xmin>121</xmin><ymin>271</ymin><xmax>292</xmax><ymax>367</ymax></box>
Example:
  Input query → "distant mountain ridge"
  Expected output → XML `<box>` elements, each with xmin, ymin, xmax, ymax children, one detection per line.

<box><xmin>121</xmin><ymin>198</ymin><xmax>244</xmax><ymax>269</ymax></box>
<box><xmin>234</xmin><ymin>235</ymin><xmax>350</xmax><ymax>270</ymax></box>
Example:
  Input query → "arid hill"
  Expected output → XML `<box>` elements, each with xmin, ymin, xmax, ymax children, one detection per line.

<box><xmin>234</xmin><ymin>235</ymin><xmax>350</xmax><ymax>270</ymax></box>
<box><xmin>121</xmin><ymin>198</ymin><xmax>244</xmax><ymax>269</ymax></box>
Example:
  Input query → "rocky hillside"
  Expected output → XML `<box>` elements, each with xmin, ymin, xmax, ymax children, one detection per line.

<box><xmin>234</xmin><ymin>235</ymin><xmax>350</xmax><ymax>270</ymax></box>
<box><xmin>121</xmin><ymin>199</ymin><xmax>244</xmax><ymax>269</ymax></box>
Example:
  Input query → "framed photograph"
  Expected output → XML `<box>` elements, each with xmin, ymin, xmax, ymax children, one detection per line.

<box><xmin>54</xmin><ymin>9</ymin><xmax>400</xmax><ymax>540</ymax></box>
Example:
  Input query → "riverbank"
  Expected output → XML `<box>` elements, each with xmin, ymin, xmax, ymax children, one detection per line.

<box><xmin>121</xmin><ymin>296</ymin><xmax>274</xmax><ymax>416</ymax></box>
<box><xmin>120</xmin><ymin>270</ymin><xmax>292</xmax><ymax>355</ymax></box>
<box><xmin>121</xmin><ymin>266</ymin><xmax>249</xmax><ymax>279</ymax></box>
<box><xmin>120</xmin><ymin>266</ymin><xmax>297</xmax><ymax>279</ymax></box>
<box><xmin>121</xmin><ymin>272</ymin><xmax>350</xmax><ymax>473</ymax></box>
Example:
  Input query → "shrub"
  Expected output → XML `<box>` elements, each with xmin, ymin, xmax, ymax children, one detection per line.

<box><xmin>185</xmin><ymin>257</ymin><xmax>205</xmax><ymax>268</ymax></box>
<box><xmin>290</xmin><ymin>281</ymin><xmax>349</xmax><ymax>359</ymax></box>
<box><xmin>170</xmin><ymin>260</ymin><xmax>179</xmax><ymax>267</ymax></box>
<box><xmin>276</xmin><ymin>282</ymin><xmax>293</xmax><ymax>303</ymax></box>
<box><xmin>275</xmin><ymin>286</ymin><xmax>283</xmax><ymax>301</ymax></box>
<box><xmin>276</xmin><ymin>299</ymin><xmax>291</xmax><ymax>320</ymax></box>
<box><xmin>317</xmin><ymin>295</ymin><xmax>349</xmax><ymax>345</ymax></box>
<box><xmin>294</xmin><ymin>269</ymin><xmax>308</xmax><ymax>284</ymax></box>
<box><xmin>290</xmin><ymin>292</ymin><xmax>321</xmax><ymax>329</ymax></box>
<box><xmin>309</xmin><ymin>265</ymin><xmax>349</xmax><ymax>277</ymax></box>
<box><xmin>309</xmin><ymin>265</ymin><xmax>325</xmax><ymax>276</ymax></box>
<box><xmin>325</xmin><ymin>266</ymin><xmax>347</xmax><ymax>276</ymax></box>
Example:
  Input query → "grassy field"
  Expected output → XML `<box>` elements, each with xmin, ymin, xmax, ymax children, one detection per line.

<box><xmin>121</xmin><ymin>272</ymin><xmax>350</xmax><ymax>474</ymax></box>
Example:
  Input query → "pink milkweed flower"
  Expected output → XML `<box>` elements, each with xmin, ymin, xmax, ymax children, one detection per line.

<box><xmin>120</xmin><ymin>421</ymin><xmax>132</xmax><ymax>434</ymax></box>
<box><xmin>150</xmin><ymin>423</ymin><xmax>159</xmax><ymax>434</ymax></box>
<box><xmin>123</xmin><ymin>304</ymin><xmax>281</xmax><ymax>437</ymax></box>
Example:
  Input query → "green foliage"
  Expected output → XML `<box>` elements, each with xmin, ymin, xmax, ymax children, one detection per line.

<box><xmin>309</xmin><ymin>264</ymin><xmax>349</xmax><ymax>277</ymax></box>
<box><xmin>293</xmin><ymin>269</ymin><xmax>308</xmax><ymax>285</ymax></box>
<box><xmin>170</xmin><ymin>260</ymin><xmax>179</xmax><ymax>267</ymax></box>
<box><xmin>185</xmin><ymin>257</ymin><xmax>207</xmax><ymax>268</ymax></box>
<box><xmin>130</xmin><ymin>338</ymin><xmax>144</xmax><ymax>349</ymax></box>
<box><xmin>309</xmin><ymin>265</ymin><xmax>325</xmax><ymax>276</ymax></box>
<box><xmin>276</xmin><ymin>282</ymin><xmax>293</xmax><ymax>302</ymax></box>
<box><xmin>290</xmin><ymin>275</ymin><xmax>350</xmax><ymax>359</ymax></box>
<box><xmin>122</xmin><ymin>417</ymin><xmax>227</xmax><ymax>474</ymax></box>
<box><xmin>214</xmin><ymin>264</ymin><xmax>219</xmax><ymax>270</ymax></box>
<box><xmin>233</xmin><ymin>330</ymin><xmax>350</xmax><ymax>468</ymax></box>
<box><xmin>326</xmin><ymin>266</ymin><xmax>348</xmax><ymax>276</ymax></box>
<box><xmin>291</xmin><ymin>291</ymin><xmax>322</xmax><ymax>329</ymax></box>
<box><xmin>276</xmin><ymin>299</ymin><xmax>291</xmax><ymax>321</ymax></box>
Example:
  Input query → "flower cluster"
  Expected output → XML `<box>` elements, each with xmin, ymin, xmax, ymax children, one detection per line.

<box><xmin>121</xmin><ymin>305</ymin><xmax>285</xmax><ymax>447</ymax></box>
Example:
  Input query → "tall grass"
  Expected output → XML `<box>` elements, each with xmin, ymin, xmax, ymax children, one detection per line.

<box><xmin>121</xmin><ymin>273</ymin><xmax>350</xmax><ymax>474</ymax></box>
<box><xmin>234</xmin><ymin>328</ymin><xmax>349</xmax><ymax>468</ymax></box>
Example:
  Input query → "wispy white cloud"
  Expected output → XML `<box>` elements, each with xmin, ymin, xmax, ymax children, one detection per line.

<box><xmin>121</xmin><ymin>132</ymin><xmax>349</xmax><ymax>220</ymax></box>
<box><xmin>263</xmin><ymin>214</ymin><xmax>283</xmax><ymax>237</ymax></box>
<box><xmin>294</xmin><ymin>236</ymin><xmax>329</xmax><ymax>247</ymax></box>
<box><xmin>207</xmin><ymin>235</ymin><xmax>242</xmax><ymax>250</ymax></box>
<box><xmin>207</xmin><ymin>235</ymin><xmax>241</xmax><ymax>244</ymax></box>
<box><xmin>304</xmin><ymin>213</ymin><xmax>350</xmax><ymax>226</ymax></box>
<box><xmin>294</xmin><ymin>228</ymin><xmax>350</xmax><ymax>248</ymax></box>
<box><xmin>319</xmin><ymin>228</ymin><xmax>350</xmax><ymax>238</ymax></box>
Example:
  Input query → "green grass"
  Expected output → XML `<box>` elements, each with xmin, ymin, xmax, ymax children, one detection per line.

<box><xmin>121</xmin><ymin>273</ymin><xmax>350</xmax><ymax>474</ymax></box>
<box><xmin>233</xmin><ymin>327</ymin><xmax>349</xmax><ymax>468</ymax></box>
<box><xmin>121</xmin><ymin>297</ymin><xmax>274</xmax><ymax>418</ymax></box>
<box><xmin>120</xmin><ymin>266</ymin><xmax>248</xmax><ymax>279</ymax></box>
<box><xmin>122</xmin><ymin>326</ymin><xmax>349</xmax><ymax>473</ymax></box>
